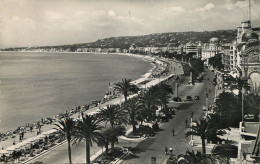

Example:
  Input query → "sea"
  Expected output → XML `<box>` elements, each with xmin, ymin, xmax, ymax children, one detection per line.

<box><xmin>0</xmin><ymin>52</ymin><xmax>152</xmax><ymax>133</ymax></box>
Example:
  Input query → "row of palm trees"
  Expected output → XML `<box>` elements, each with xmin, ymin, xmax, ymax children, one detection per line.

<box><xmin>55</xmin><ymin>78</ymin><xmax>174</xmax><ymax>164</ymax></box>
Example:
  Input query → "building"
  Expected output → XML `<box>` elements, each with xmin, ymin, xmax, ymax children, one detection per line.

<box><xmin>221</xmin><ymin>43</ymin><xmax>232</xmax><ymax>71</ymax></box>
<box><xmin>201</xmin><ymin>37</ymin><xmax>222</xmax><ymax>60</ymax></box>
<box><xmin>183</xmin><ymin>42</ymin><xmax>201</xmax><ymax>58</ymax></box>
<box><xmin>238</xmin><ymin>121</ymin><xmax>260</xmax><ymax>162</ymax></box>
<box><xmin>232</xmin><ymin>19</ymin><xmax>260</xmax><ymax>94</ymax></box>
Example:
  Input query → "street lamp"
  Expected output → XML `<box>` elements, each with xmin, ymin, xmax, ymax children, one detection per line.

<box><xmin>189</xmin><ymin>111</ymin><xmax>194</xmax><ymax>146</ymax></box>
<box><xmin>206</xmin><ymin>93</ymin><xmax>209</xmax><ymax>116</ymax></box>
<box><xmin>242</xmin><ymin>56</ymin><xmax>249</xmax><ymax>123</ymax></box>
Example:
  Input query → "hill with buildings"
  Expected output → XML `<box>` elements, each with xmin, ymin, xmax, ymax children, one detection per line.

<box><xmin>2</xmin><ymin>29</ymin><xmax>237</xmax><ymax>51</ymax></box>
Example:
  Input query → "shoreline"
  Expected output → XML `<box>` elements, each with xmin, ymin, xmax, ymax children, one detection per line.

<box><xmin>0</xmin><ymin>52</ymin><xmax>165</xmax><ymax>135</ymax></box>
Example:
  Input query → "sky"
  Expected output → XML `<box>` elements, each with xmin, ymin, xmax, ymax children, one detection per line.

<box><xmin>0</xmin><ymin>0</ymin><xmax>260</xmax><ymax>48</ymax></box>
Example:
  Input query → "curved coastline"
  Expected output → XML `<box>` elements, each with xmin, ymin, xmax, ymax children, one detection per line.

<box><xmin>0</xmin><ymin>52</ymin><xmax>178</xmax><ymax>163</ymax></box>
<box><xmin>0</xmin><ymin>52</ymin><xmax>162</xmax><ymax>135</ymax></box>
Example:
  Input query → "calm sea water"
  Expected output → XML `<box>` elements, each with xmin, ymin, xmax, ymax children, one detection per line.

<box><xmin>0</xmin><ymin>52</ymin><xmax>152</xmax><ymax>132</ymax></box>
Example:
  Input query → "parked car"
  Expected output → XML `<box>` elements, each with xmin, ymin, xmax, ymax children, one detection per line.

<box><xmin>173</xmin><ymin>97</ymin><xmax>182</xmax><ymax>102</ymax></box>
<box><xmin>188</xmin><ymin>81</ymin><xmax>195</xmax><ymax>85</ymax></box>
<box><xmin>211</xmin><ymin>144</ymin><xmax>238</xmax><ymax>158</ymax></box>
<box><xmin>202</xmin><ymin>106</ymin><xmax>208</xmax><ymax>111</ymax></box>
<box><xmin>186</xmin><ymin>96</ymin><xmax>193</xmax><ymax>101</ymax></box>
<box><xmin>195</xmin><ymin>96</ymin><xmax>200</xmax><ymax>100</ymax></box>
<box><xmin>161</xmin><ymin>116</ymin><xmax>169</xmax><ymax>122</ymax></box>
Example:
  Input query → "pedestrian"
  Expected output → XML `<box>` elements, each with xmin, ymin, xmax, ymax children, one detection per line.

<box><xmin>172</xmin><ymin>129</ymin><xmax>175</xmax><ymax>136</ymax></box>
<box><xmin>185</xmin><ymin>119</ymin><xmax>188</xmax><ymax>128</ymax></box>
<box><xmin>13</xmin><ymin>140</ymin><xmax>16</xmax><ymax>145</ymax></box>
<box><xmin>169</xmin><ymin>146</ymin><xmax>173</xmax><ymax>154</ymax></box>
<box><xmin>165</xmin><ymin>146</ymin><xmax>168</xmax><ymax>154</ymax></box>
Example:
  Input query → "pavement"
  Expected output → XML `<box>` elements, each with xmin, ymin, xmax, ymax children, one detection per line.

<box><xmin>120</xmin><ymin>68</ymin><xmax>216</xmax><ymax>164</ymax></box>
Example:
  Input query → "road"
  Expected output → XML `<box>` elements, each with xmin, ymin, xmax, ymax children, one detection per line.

<box><xmin>121</xmin><ymin>68</ymin><xmax>216</xmax><ymax>164</ymax></box>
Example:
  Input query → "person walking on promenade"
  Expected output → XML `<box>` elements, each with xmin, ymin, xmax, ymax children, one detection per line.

<box><xmin>185</xmin><ymin>119</ymin><xmax>188</xmax><ymax>128</ymax></box>
<box><xmin>169</xmin><ymin>146</ymin><xmax>173</xmax><ymax>154</ymax></box>
<box><xmin>30</xmin><ymin>125</ymin><xmax>33</xmax><ymax>132</ymax></box>
<box><xmin>172</xmin><ymin>129</ymin><xmax>175</xmax><ymax>136</ymax></box>
<box><xmin>165</xmin><ymin>146</ymin><xmax>168</xmax><ymax>154</ymax></box>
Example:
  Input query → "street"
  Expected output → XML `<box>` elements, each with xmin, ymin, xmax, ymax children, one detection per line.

<box><xmin>121</xmin><ymin>68</ymin><xmax>215</xmax><ymax>164</ymax></box>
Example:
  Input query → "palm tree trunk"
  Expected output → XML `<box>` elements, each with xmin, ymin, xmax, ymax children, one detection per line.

<box><xmin>201</xmin><ymin>136</ymin><xmax>206</xmax><ymax>155</ymax></box>
<box><xmin>68</xmin><ymin>139</ymin><xmax>72</xmax><ymax>163</ymax></box>
<box><xmin>105</xmin><ymin>143</ymin><xmax>109</xmax><ymax>154</ymax></box>
<box><xmin>124</xmin><ymin>95</ymin><xmax>128</xmax><ymax>103</ymax></box>
<box><xmin>86</xmin><ymin>141</ymin><xmax>90</xmax><ymax>164</ymax></box>
<box><xmin>111</xmin><ymin>140</ymin><xmax>115</xmax><ymax>153</ymax></box>
<box><xmin>132</xmin><ymin>123</ymin><xmax>136</xmax><ymax>133</ymax></box>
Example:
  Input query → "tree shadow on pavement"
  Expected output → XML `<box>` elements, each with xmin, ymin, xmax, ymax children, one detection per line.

<box><xmin>123</xmin><ymin>138</ymin><xmax>156</xmax><ymax>160</ymax></box>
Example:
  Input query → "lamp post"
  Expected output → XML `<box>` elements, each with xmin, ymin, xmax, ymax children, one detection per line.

<box><xmin>206</xmin><ymin>93</ymin><xmax>209</xmax><ymax>116</ymax></box>
<box><xmin>189</xmin><ymin>111</ymin><xmax>194</xmax><ymax>146</ymax></box>
<box><xmin>242</xmin><ymin>56</ymin><xmax>248</xmax><ymax>123</ymax></box>
<box><xmin>175</xmin><ymin>83</ymin><xmax>179</xmax><ymax>97</ymax></box>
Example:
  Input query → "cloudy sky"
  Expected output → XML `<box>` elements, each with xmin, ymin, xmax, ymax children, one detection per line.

<box><xmin>0</xmin><ymin>0</ymin><xmax>259</xmax><ymax>48</ymax></box>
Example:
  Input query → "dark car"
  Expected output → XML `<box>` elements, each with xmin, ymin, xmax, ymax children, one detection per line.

<box><xmin>195</xmin><ymin>96</ymin><xmax>200</xmax><ymax>100</ymax></box>
<box><xmin>173</xmin><ymin>97</ymin><xmax>182</xmax><ymax>102</ymax></box>
<box><xmin>186</xmin><ymin>96</ymin><xmax>193</xmax><ymax>101</ymax></box>
<box><xmin>161</xmin><ymin>116</ymin><xmax>169</xmax><ymax>122</ymax></box>
<box><xmin>211</xmin><ymin>144</ymin><xmax>238</xmax><ymax>158</ymax></box>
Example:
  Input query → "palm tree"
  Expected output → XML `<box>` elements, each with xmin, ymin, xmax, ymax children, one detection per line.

<box><xmin>206</xmin><ymin>114</ymin><xmax>228</xmax><ymax>144</ymax></box>
<box><xmin>235</xmin><ymin>76</ymin><xmax>250</xmax><ymax>122</ymax></box>
<box><xmin>167</xmin><ymin>150</ymin><xmax>226</xmax><ymax>164</ymax></box>
<box><xmin>185</xmin><ymin>118</ymin><xmax>208</xmax><ymax>155</ymax></box>
<box><xmin>244</xmin><ymin>94</ymin><xmax>260</xmax><ymax>121</ymax></box>
<box><xmin>114</xmin><ymin>78</ymin><xmax>139</xmax><ymax>103</ymax></box>
<box><xmin>74</xmin><ymin>114</ymin><xmax>103</xmax><ymax>164</ymax></box>
<box><xmin>54</xmin><ymin>117</ymin><xmax>76</xmax><ymax>163</ymax></box>
<box><xmin>176</xmin><ymin>150</ymin><xmax>215</xmax><ymax>164</ymax></box>
<box><xmin>97</xmin><ymin>105</ymin><xmax>127</xmax><ymax>152</ymax></box>
<box><xmin>235</xmin><ymin>76</ymin><xmax>250</xmax><ymax>98</ymax></box>
<box><xmin>98</xmin><ymin>104</ymin><xmax>126</xmax><ymax>128</ymax></box>
<box><xmin>139</xmin><ymin>88</ymin><xmax>159</xmax><ymax>121</ymax></box>
<box><xmin>97</xmin><ymin>130</ymin><xmax>111</xmax><ymax>155</ymax></box>
<box><xmin>156</xmin><ymin>83</ymin><xmax>173</xmax><ymax>111</ymax></box>
<box><xmin>123</xmin><ymin>98</ymin><xmax>142</xmax><ymax>133</ymax></box>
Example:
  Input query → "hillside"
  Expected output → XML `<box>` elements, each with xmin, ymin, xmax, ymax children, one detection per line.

<box><xmin>2</xmin><ymin>29</ymin><xmax>237</xmax><ymax>51</ymax></box>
